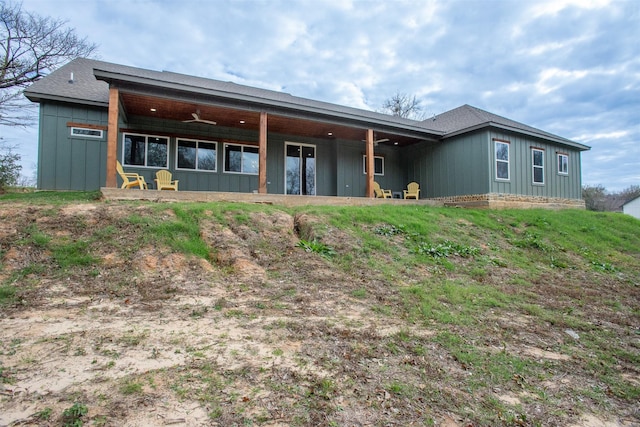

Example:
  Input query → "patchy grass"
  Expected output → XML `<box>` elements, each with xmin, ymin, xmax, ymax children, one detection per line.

<box><xmin>0</xmin><ymin>190</ymin><xmax>101</xmax><ymax>203</ymax></box>
<box><xmin>0</xmin><ymin>284</ymin><xmax>16</xmax><ymax>305</ymax></box>
<box><xmin>0</xmin><ymin>194</ymin><xmax>638</xmax><ymax>426</ymax></box>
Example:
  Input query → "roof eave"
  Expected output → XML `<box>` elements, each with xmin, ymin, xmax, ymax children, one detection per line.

<box><xmin>93</xmin><ymin>68</ymin><xmax>444</xmax><ymax>139</ymax></box>
<box><xmin>24</xmin><ymin>91</ymin><xmax>108</xmax><ymax>108</ymax></box>
<box><xmin>442</xmin><ymin>122</ymin><xmax>590</xmax><ymax>151</ymax></box>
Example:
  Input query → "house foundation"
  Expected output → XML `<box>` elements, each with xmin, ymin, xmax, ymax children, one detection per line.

<box><xmin>436</xmin><ymin>193</ymin><xmax>586</xmax><ymax>209</ymax></box>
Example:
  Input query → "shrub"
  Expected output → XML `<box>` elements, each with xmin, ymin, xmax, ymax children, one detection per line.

<box><xmin>62</xmin><ymin>402</ymin><xmax>88</xmax><ymax>426</ymax></box>
<box><xmin>296</xmin><ymin>239</ymin><xmax>335</xmax><ymax>258</ymax></box>
<box><xmin>0</xmin><ymin>151</ymin><xmax>21</xmax><ymax>191</ymax></box>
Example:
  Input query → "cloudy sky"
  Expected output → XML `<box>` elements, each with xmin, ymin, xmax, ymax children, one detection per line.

<box><xmin>6</xmin><ymin>0</ymin><xmax>639</xmax><ymax>191</ymax></box>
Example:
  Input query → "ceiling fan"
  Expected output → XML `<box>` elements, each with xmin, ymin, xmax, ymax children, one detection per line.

<box><xmin>361</xmin><ymin>136</ymin><xmax>390</xmax><ymax>146</ymax></box>
<box><xmin>183</xmin><ymin>110</ymin><xmax>217</xmax><ymax>125</ymax></box>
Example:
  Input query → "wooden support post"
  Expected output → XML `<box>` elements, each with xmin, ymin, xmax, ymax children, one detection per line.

<box><xmin>365</xmin><ymin>129</ymin><xmax>374</xmax><ymax>198</ymax></box>
<box><xmin>106</xmin><ymin>87</ymin><xmax>119</xmax><ymax>188</ymax></box>
<box><xmin>258</xmin><ymin>112</ymin><xmax>268</xmax><ymax>194</ymax></box>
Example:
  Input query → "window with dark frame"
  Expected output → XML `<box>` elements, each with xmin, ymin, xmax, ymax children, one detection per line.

<box><xmin>177</xmin><ymin>139</ymin><xmax>217</xmax><ymax>171</ymax></box>
<box><xmin>224</xmin><ymin>143</ymin><xmax>259</xmax><ymax>174</ymax></box>
<box><xmin>122</xmin><ymin>133</ymin><xmax>168</xmax><ymax>168</ymax></box>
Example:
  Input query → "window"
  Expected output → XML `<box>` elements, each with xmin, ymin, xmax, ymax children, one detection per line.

<box><xmin>363</xmin><ymin>155</ymin><xmax>385</xmax><ymax>175</ymax></box>
<box><xmin>557</xmin><ymin>153</ymin><xmax>568</xmax><ymax>175</ymax></box>
<box><xmin>532</xmin><ymin>148</ymin><xmax>545</xmax><ymax>184</ymax></box>
<box><xmin>122</xmin><ymin>133</ymin><xmax>168</xmax><ymax>168</ymax></box>
<box><xmin>494</xmin><ymin>140</ymin><xmax>510</xmax><ymax>180</ymax></box>
<box><xmin>224</xmin><ymin>143</ymin><xmax>259</xmax><ymax>174</ymax></box>
<box><xmin>177</xmin><ymin>139</ymin><xmax>217</xmax><ymax>171</ymax></box>
<box><xmin>71</xmin><ymin>127</ymin><xmax>103</xmax><ymax>139</ymax></box>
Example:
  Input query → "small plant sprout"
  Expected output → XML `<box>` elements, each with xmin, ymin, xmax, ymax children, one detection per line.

<box><xmin>296</xmin><ymin>239</ymin><xmax>335</xmax><ymax>258</ymax></box>
<box><xmin>62</xmin><ymin>402</ymin><xmax>88</xmax><ymax>426</ymax></box>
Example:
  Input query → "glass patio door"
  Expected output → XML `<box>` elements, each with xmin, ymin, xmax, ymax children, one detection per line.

<box><xmin>285</xmin><ymin>143</ymin><xmax>316</xmax><ymax>195</ymax></box>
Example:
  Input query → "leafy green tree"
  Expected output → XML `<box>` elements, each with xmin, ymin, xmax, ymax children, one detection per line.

<box><xmin>0</xmin><ymin>144</ymin><xmax>21</xmax><ymax>191</ymax></box>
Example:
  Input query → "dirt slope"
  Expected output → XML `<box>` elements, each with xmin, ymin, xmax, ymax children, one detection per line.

<box><xmin>0</xmin><ymin>202</ymin><xmax>637</xmax><ymax>427</ymax></box>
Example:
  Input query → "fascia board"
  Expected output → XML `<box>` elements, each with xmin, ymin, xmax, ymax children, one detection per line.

<box><xmin>93</xmin><ymin>68</ymin><xmax>444</xmax><ymax>139</ymax></box>
<box><xmin>443</xmin><ymin>122</ymin><xmax>590</xmax><ymax>151</ymax></box>
<box><xmin>24</xmin><ymin>91</ymin><xmax>108</xmax><ymax>108</ymax></box>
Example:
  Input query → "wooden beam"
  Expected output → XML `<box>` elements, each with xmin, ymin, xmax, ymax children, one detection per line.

<box><xmin>66</xmin><ymin>122</ymin><xmax>108</xmax><ymax>131</ymax></box>
<box><xmin>258</xmin><ymin>111</ymin><xmax>268</xmax><ymax>194</ymax></box>
<box><xmin>106</xmin><ymin>87</ymin><xmax>119</xmax><ymax>188</ymax></box>
<box><xmin>365</xmin><ymin>129</ymin><xmax>374</xmax><ymax>198</ymax></box>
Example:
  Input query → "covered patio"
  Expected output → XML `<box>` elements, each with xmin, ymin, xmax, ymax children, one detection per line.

<box><xmin>94</xmin><ymin>64</ymin><xmax>440</xmax><ymax>199</ymax></box>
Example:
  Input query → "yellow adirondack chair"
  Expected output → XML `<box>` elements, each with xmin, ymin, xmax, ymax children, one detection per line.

<box><xmin>155</xmin><ymin>170</ymin><xmax>179</xmax><ymax>191</ymax></box>
<box><xmin>403</xmin><ymin>182</ymin><xmax>420</xmax><ymax>199</ymax></box>
<box><xmin>116</xmin><ymin>160</ymin><xmax>148</xmax><ymax>189</ymax></box>
<box><xmin>373</xmin><ymin>181</ymin><xmax>392</xmax><ymax>198</ymax></box>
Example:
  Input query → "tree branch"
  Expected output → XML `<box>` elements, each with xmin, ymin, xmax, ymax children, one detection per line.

<box><xmin>0</xmin><ymin>1</ymin><xmax>97</xmax><ymax>126</ymax></box>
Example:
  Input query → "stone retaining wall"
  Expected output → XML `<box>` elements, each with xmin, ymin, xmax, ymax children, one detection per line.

<box><xmin>433</xmin><ymin>193</ymin><xmax>585</xmax><ymax>210</ymax></box>
<box><xmin>101</xmin><ymin>188</ymin><xmax>585</xmax><ymax>210</ymax></box>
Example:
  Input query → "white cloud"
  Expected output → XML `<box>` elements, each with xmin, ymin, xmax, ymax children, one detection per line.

<box><xmin>529</xmin><ymin>0</ymin><xmax>612</xmax><ymax>18</ymax></box>
<box><xmin>572</xmin><ymin>131</ymin><xmax>629</xmax><ymax>143</ymax></box>
<box><xmin>535</xmin><ymin>68</ymin><xmax>589</xmax><ymax>95</ymax></box>
<box><xmin>10</xmin><ymin>0</ymin><xmax>640</xmax><ymax>192</ymax></box>
<box><xmin>518</xmin><ymin>35</ymin><xmax>591</xmax><ymax>56</ymax></box>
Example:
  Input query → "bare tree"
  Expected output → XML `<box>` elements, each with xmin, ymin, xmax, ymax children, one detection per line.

<box><xmin>381</xmin><ymin>92</ymin><xmax>425</xmax><ymax>120</ymax></box>
<box><xmin>583</xmin><ymin>184</ymin><xmax>640</xmax><ymax>212</ymax></box>
<box><xmin>620</xmin><ymin>185</ymin><xmax>640</xmax><ymax>204</ymax></box>
<box><xmin>0</xmin><ymin>1</ymin><xmax>97</xmax><ymax>126</ymax></box>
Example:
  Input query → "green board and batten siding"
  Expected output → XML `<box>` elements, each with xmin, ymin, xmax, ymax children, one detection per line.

<box><xmin>400</xmin><ymin>129</ymin><xmax>582</xmax><ymax>200</ymax></box>
<box><xmin>402</xmin><ymin>133</ymin><xmax>490</xmax><ymax>199</ymax></box>
<box><xmin>122</xmin><ymin>114</ymin><xmax>260</xmax><ymax>194</ymax></box>
<box><xmin>115</xmin><ymin>113</ymin><xmax>344</xmax><ymax>196</ymax></box>
<box><xmin>488</xmin><ymin>130</ymin><xmax>582</xmax><ymax>200</ymax></box>
<box><xmin>336</xmin><ymin>140</ymin><xmax>406</xmax><ymax>197</ymax></box>
<box><xmin>38</xmin><ymin>102</ymin><xmax>108</xmax><ymax>191</ymax></box>
<box><xmin>37</xmin><ymin>103</ymin><xmax>344</xmax><ymax>195</ymax></box>
<box><xmin>35</xmin><ymin>101</ymin><xmax>583</xmax><ymax>200</ymax></box>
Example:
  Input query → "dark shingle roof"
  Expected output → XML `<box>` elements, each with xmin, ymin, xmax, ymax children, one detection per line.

<box><xmin>424</xmin><ymin>104</ymin><xmax>588</xmax><ymax>149</ymax></box>
<box><xmin>25</xmin><ymin>58</ymin><xmax>588</xmax><ymax>150</ymax></box>
<box><xmin>27</xmin><ymin>58</ymin><xmax>441</xmax><ymax>136</ymax></box>
<box><xmin>92</xmin><ymin>60</ymin><xmax>440</xmax><ymax>133</ymax></box>
<box><xmin>24</xmin><ymin>58</ymin><xmax>110</xmax><ymax>106</ymax></box>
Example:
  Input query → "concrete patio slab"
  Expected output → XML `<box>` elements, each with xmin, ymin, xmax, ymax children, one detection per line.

<box><xmin>100</xmin><ymin>188</ymin><xmax>444</xmax><ymax>208</ymax></box>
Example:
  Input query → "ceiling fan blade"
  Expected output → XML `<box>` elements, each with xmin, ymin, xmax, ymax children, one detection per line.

<box><xmin>361</xmin><ymin>136</ymin><xmax>390</xmax><ymax>144</ymax></box>
<box><xmin>183</xmin><ymin>111</ymin><xmax>216</xmax><ymax>125</ymax></box>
